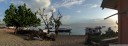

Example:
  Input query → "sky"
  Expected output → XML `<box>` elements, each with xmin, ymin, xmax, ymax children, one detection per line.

<box><xmin>0</xmin><ymin>0</ymin><xmax>118</xmax><ymax>25</ymax></box>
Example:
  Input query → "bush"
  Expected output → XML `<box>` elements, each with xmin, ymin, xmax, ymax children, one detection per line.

<box><xmin>86</xmin><ymin>32</ymin><xmax>118</xmax><ymax>43</ymax></box>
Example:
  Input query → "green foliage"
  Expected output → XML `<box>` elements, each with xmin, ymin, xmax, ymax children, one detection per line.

<box><xmin>90</xmin><ymin>31</ymin><xmax>118</xmax><ymax>43</ymax></box>
<box><xmin>85</xmin><ymin>28</ymin><xmax>118</xmax><ymax>45</ymax></box>
<box><xmin>91</xmin><ymin>35</ymin><xmax>104</xmax><ymax>42</ymax></box>
<box><xmin>102</xmin><ymin>31</ymin><xmax>118</xmax><ymax>38</ymax></box>
<box><xmin>3</xmin><ymin>3</ymin><xmax>41</xmax><ymax>28</ymax></box>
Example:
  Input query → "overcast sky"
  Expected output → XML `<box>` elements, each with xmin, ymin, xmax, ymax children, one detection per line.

<box><xmin>0</xmin><ymin>0</ymin><xmax>118</xmax><ymax>24</ymax></box>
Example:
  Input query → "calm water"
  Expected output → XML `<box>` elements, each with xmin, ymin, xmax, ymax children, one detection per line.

<box><xmin>68</xmin><ymin>23</ymin><xmax>118</xmax><ymax>35</ymax></box>
<box><xmin>35</xmin><ymin>24</ymin><xmax>117</xmax><ymax>35</ymax></box>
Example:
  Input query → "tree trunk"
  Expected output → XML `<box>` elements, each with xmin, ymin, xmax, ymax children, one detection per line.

<box><xmin>55</xmin><ymin>25</ymin><xmax>60</xmax><ymax>35</ymax></box>
<box><xmin>55</xmin><ymin>28</ymin><xmax>58</xmax><ymax>35</ymax></box>
<box><xmin>15</xmin><ymin>26</ymin><xmax>18</xmax><ymax>34</ymax></box>
<box><xmin>46</xmin><ymin>25</ymin><xmax>50</xmax><ymax>34</ymax></box>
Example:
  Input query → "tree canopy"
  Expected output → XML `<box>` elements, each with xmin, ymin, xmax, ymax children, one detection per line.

<box><xmin>3</xmin><ymin>3</ymin><xmax>41</xmax><ymax>29</ymax></box>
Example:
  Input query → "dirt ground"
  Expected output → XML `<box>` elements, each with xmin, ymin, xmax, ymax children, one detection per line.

<box><xmin>0</xmin><ymin>29</ymin><xmax>86</xmax><ymax>46</ymax></box>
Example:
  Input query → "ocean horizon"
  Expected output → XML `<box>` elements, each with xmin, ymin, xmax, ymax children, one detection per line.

<box><xmin>35</xmin><ymin>23</ymin><xmax>118</xmax><ymax>35</ymax></box>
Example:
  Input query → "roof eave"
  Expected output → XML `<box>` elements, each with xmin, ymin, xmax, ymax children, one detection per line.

<box><xmin>101</xmin><ymin>0</ymin><xmax>118</xmax><ymax>10</ymax></box>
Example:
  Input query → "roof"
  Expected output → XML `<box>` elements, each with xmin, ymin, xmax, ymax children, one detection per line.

<box><xmin>101</xmin><ymin>0</ymin><xmax>118</xmax><ymax>10</ymax></box>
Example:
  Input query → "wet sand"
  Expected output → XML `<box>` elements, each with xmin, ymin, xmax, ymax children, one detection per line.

<box><xmin>0</xmin><ymin>29</ymin><xmax>86</xmax><ymax>46</ymax></box>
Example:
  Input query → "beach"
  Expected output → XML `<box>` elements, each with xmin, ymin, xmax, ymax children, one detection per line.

<box><xmin>0</xmin><ymin>29</ymin><xmax>85</xmax><ymax>46</ymax></box>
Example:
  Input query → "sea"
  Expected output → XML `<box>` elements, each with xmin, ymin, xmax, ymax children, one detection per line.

<box><xmin>35</xmin><ymin>23</ymin><xmax>118</xmax><ymax>35</ymax></box>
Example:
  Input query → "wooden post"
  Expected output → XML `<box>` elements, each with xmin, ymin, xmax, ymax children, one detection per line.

<box><xmin>118</xmin><ymin>0</ymin><xmax>128</xmax><ymax>44</ymax></box>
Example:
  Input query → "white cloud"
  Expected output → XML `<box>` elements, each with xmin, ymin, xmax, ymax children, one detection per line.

<box><xmin>53</xmin><ymin>0</ymin><xmax>86</xmax><ymax>8</ymax></box>
<box><xmin>76</xmin><ymin>10</ymin><xmax>81</xmax><ymax>13</ymax></box>
<box><xmin>0</xmin><ymin>0</ymin><xmax>4</xmax><ymax>2</ymax></box>
<box><xmin>12</xmin><ymin>0</ymin><xmax>51</xmax><ymax>12</ymax></box>
<box><xmin>50</xmin><ymin>6</ymin><xmax>56</xmax><ymax>12</ymax></box>
<box><xmin>90</xmin><ymin>4</ymin><xmax>99</xmax><ymax>8</ymax></box>
<box><xmin>83</xmin><ymin>4</ymin><xmax>99</xmax><ymax>8</ymax></box>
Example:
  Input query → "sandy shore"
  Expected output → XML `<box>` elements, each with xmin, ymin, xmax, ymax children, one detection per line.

<box><xmin>0</xmin><ymin>29</ymin><xmax>86</xmax><ymax>46</ymax></box>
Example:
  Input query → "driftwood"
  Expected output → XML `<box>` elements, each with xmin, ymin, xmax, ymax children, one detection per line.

<box><xmin>17</xmin><ymin>30</ymin><xmax>55</xmax><ymax>41</ymax></box>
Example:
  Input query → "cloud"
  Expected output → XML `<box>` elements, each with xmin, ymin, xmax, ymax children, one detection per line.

<box><xmin>76</xmin><ymin>10</ymin><xmax>81</xmax><ymax>13</ymax></box>
<box><xmin>0</xmin><ymin>0</ymin><xmax>4</xmax><ymax>2</ymax></box>
<box><xmin>90</xmin><ymin>4</ymin><xmax>99</xmax><ymax>8</ymax></box>
<box><xmin>53</xmin><ymin>0</ymin><xmax>86</xmax><ymax>8</ymax></box>
<box><xmin>12</xmin><ymin>0</ymin><xmax>51</xmax><ymax>12</ymax></box>
<box><xmin>50</xmin><ymin>6</ymin><xmax>56</xmax><ymax>12</ymax></box>
<box><xmin>83</xmin><ymin>4</ymin><xmax>99</xmax><ymax>8</ymax></box>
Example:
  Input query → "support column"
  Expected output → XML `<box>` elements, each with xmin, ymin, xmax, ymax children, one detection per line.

<box><xmin>118</xmin><ymin>0</ymin><xmax>128</xmax><ymax>44</ymax></box>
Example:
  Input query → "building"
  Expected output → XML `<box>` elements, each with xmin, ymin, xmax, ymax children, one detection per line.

<box><xmin>101</xmin><ymin>0</ymin><xmax>128</xmax><ymax>44</ymax></box>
